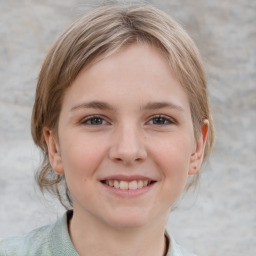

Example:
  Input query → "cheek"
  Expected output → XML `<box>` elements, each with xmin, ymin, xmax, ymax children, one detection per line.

<box><xmin>59</xmin><ymin>135</ymin><xmax>107</xmax><ymax>203</ymax></box>
<box><xmin>60</xmin><ymin>133</ymin><xmax>107</xmax><ymax>178</ymax></box>
<box><xmin>154</xmin><ymin>134</ymin><xmax>192</xmax><ymax>166</ymax></box>
<box><xmin>152</xmin><ymin>137</ymin><xmax>193</xmax><ymax>187</ymax></box>
<box><xmin>161</xmin><ymin>147</ymin><xmax>190</xmax><ymax>181</ymax></box>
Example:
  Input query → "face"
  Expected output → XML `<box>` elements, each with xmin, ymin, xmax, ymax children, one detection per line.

<box><xmin>45</xmin><ymin>43</ymin><xmax>207</xmax><ymax>229</ymax></box>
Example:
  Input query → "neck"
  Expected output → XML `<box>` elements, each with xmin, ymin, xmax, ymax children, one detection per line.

<box><xmin>68</xmin><ymin>209</ymin><xmax>169</xmax><ymax>256</ymax></box>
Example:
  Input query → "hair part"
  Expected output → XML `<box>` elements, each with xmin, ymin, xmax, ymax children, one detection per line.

<box><xmin>31</xmin><ymin>3</ymin><xmax>215</xmax><ymax>209</ymax></box>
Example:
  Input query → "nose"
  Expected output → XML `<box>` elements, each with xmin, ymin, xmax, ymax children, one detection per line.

<box><xmin>108</xmin><ymin>124</ymin><xmax>147</xmax><ymax>165</ymax></box>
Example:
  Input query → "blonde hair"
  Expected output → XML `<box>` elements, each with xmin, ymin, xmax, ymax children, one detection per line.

<box><xmin>31</xmin><ymin>3</ymin><xmax>215</xmax><ymax>209</ymax></box>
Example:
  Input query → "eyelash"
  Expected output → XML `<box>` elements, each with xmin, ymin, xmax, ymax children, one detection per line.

<box><xmin>80</xmin><ymin>115</ymin><xmax>108</xmax><ymax>126</ymax></box>
<box><xmin>80</xmin><ymin>114</ymin><xmax>175</xmax><ymax>127</ymax></box>
<box><xmin>148</xmin><ymin>115</ymin><xmax>175</xmax><ymax>126</ymax></box>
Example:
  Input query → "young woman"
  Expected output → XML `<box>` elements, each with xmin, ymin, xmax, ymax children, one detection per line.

<box><xmin>0</xmin><ymin>3</ymin><xmax>214</xmax><ymax>256</ymax></box>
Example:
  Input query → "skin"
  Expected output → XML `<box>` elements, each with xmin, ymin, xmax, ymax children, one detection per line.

<box><xmin>44</xmin><ymin>43</ymin><xmax>208</xmax><ymax>256</ymax></box>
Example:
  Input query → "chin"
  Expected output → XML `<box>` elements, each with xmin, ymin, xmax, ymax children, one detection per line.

<box><xmin>106</xmin><ymin>209</ymin><xmax>153</xmax><ymax>229</ymax></box>
<box><xmin>109</xmin><ymin>218</ymin><xmax>148</xmax><ymax>229</ymax></box>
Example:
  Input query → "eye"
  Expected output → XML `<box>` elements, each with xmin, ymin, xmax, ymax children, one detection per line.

<box><xmin>148</xmin><ymin>115</ymin><xmax>175</xmax><ymax>125</ymax></box>
<box><xmin>81</xmin><ymin>115</ymin><xmax>107</xmax><ymax>125</ymax></box>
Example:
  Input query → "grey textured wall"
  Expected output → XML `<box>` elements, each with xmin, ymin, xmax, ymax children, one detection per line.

<box><xmin>0</xmin><ymin>1</ymin><xmax>255</xmax><ymax>255</ymax></box>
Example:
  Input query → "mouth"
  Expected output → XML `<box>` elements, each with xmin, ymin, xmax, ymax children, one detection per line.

<box><xmin>100</xmin><ymin>179</ymin><xmax>156</xmax><ymax>190</ymax></box>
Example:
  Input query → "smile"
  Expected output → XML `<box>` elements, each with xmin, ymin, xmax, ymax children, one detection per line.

<box><xmin>101</xmin><ymin>180</ymin><xmax>156</xmax><ymax>190</ymax></box>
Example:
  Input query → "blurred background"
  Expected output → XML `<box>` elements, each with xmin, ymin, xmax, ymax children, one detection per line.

<box><xmin>0</xmin><ymin>0</ymin><xmax>255</xmax><ymax>255</ymax></box>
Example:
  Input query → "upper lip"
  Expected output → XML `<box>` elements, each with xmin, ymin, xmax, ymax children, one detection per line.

<box><xmin>100</xmin><ymin>175</ymin><xmax>156</xmax><ymax>182</ymax></box>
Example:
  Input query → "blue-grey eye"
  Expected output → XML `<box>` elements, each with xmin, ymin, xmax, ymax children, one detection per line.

<box><xmin>150</xmin><ymin>116</ymin><xmax>173</xmax><ymax>125</ymax></box>
<box><xmin>83</xmin><ymin>116</ymin><xmax>106</xmax><ymax>125</ymax></box>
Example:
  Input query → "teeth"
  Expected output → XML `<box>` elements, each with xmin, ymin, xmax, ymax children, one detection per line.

<box><xmin>104</xmin><ymin>180</ymin><xmax>153</xmax><ymax>190</ymax></box>
<box><xmin>128</xmin><ymin>180</ymin><xmax>137</xmax><ymax>190</ymax></box>
<box><xmin>120</xmin><ymin>181</ymin><xmax>129</xmax><ymax>189</ymax></box>
<box><xmin>114</xmin><ymin>180</ymin><xmax>119</xmax><ymax>188</ymax></box>
<box><xmin>137</xmin><ymin>180</ymin><xmax>143</xmax><ymax>188</ymax></box>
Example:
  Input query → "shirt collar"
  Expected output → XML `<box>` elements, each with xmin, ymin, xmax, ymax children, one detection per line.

<box><xmin>50</xmin><ymin>210</ymin><xmax>79</xmax><ymax>256</ymax></box>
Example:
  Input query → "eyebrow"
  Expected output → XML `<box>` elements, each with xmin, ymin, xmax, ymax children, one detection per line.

<box><xmin>143</xmin><ymin>102</ymin><xmax>185</xmax><ymax>112</ymax></box>
<box><xmin>71</xmin><ymin>101</ymin><xmax>113</xmax><ymax>111</ymax></box>
<box><xmin>71</xmin><ymin>101</ymin><xmax>185</xmax><ymax>112</ymax></box>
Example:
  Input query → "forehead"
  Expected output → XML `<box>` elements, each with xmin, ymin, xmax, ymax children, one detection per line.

<box><xmin>61</xmin><ymin>43</ymin><xmax>191</xmax><ymax>113</ymax></box>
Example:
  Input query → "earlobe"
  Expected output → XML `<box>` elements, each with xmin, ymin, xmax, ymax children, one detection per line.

<box><xmin>189</xmin><ymin>120</ymin><xmax>209</xmax><ymax>175</ymax></box>
<box><xmin>43</xmin><ymin>128</ymin><xmax>64</xmax><ymax>174</ymax></box>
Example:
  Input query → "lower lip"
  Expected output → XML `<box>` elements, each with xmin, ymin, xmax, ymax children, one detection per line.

<box><xmin>101</xmin><ymin>182</ymin><xmax>155</xmax><ymax>198</ymax></box>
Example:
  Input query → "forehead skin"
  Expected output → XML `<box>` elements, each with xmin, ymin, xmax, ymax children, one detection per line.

<box><xmin>59</xmin><ymin>43</ymin><xmax>193</xmax><ymax>129</ymax></box>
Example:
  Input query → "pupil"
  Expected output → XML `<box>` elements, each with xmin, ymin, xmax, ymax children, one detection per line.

<box><xmin>154</xmin><ymin>117</ymin><xmax>165</xmax><ymax>124</ymax></box>
<box><xmin>92</xmin><ymin>118</ymin><xmax>102</xmax><ymax>124</ymax></box>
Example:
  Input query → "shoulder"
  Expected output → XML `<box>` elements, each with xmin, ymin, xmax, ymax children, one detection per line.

<box><xmin>166</xmin><ymin>232</ymin><xmax>197</xmax><ymax>256</ymax></box>
<box><xmin>175</xmin><ymin>244</ymin><xmax>197</xmax><ymax>256</ymax></box>
<box><xmin>0</xmin><ymin>223</ymin><xmax>53</xmax><ymax>256</ymax></box>
<box><xmin>0</xmin><ymin>211</ymin><xmax>78</xmax><ymax>256</ymax></box>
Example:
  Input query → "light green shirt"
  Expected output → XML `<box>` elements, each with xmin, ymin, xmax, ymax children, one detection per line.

<box><xmin>0</xmin><ymin>211</ymin><xmax>196</xmax><ymax>256</ymax></box>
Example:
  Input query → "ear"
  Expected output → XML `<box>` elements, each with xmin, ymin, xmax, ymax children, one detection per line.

<box><xmin>189</xmin><ymin>120</ymin><xmax>209</xmax><ymax>175</ymax></box>
<box><xmin>43</xmin><ymin>127</ymin><xmax>64</xmax><ymax>174</ymax></box>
